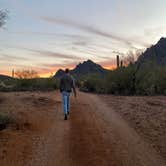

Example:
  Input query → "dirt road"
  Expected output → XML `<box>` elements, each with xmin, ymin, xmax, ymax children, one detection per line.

<box><xmin>0</xmin><ymin>92</ymin><xmax>165</xmax><ymax>166</ymax></box>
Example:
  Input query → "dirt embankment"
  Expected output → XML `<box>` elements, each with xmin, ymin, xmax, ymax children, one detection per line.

<box><xmin>0</xmin><ymin>92</ymin><xmax>56</xmax><ymax>166</ymax></box>
<box><xmin>0</xmin><ymin>91</ymin><xmax>165</xmax><ymax>166</ymax></box>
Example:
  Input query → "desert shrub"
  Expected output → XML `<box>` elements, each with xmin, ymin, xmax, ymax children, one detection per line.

<box><xmin>79</xmin><ymin>64</ymin><xmax>166</xmax><ymax>96</ymax></box>
<box><xmin>0</xmin><ymin>69</ymin><xmax>59</xmax><ymax>91</ymax></box>
<box><xmin>15</xmin><ymin>77</ymin><xmax>59</xmax><ymax>91</ymax></box>
<box><xmin>105</xmin><ymin>65</ymin><xmax>136</xmax><ymax>95</ymax></box>
<box><xmin>0</xmin><ymin>113</ymin><xmax>10</xmax><ymax>124</ymax></box>
<box><xmin>0</xmin><ymin>77</ymin><xmax>59</xmax><ymax>91</ymax></box>
<box><xmin>136</xmin><ymin>66</ymin><xmax>166</xmax><ymax>95</ymax></box>
<box><xmin>0</xmin><ymin>112</ymin><xmax>11</xmax><ymax>130</ymax></box>
<box><xmin>0</xmin><ymin>79</ymin><xmax>17</xmax><ymax>92</ymax></box>
<box><xmin>79</xmin><ymin>73</ymin><xmax>107</xmax><ymax>93</ymax></box>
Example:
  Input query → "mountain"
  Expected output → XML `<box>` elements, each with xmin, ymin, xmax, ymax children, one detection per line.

<box><xmin>0</xmin><ymin>74</ymin><xmax>13</xmax><ymax>81</ymax></box>
<box><xmin>55</xmin><ymin>60</ymin><xmax>109</xmax><ymax>78</ymax></box>
<box><xmin>137</xmin><ymin>37</ymin><xmax>166</xmax><ymax>66</ymax></box>
<box><xmin>55</xmin><ymin>69</ymin><xmax>65</xmax><ymax>78</ymax></box>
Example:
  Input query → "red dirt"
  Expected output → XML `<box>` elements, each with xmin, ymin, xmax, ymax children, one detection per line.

<box><xmin>0</xmin><ymin>91</ymin><xmax>165</xmax><ymax>166</ymax></box>
<box><xmin>100</xmin><ymin>95</ymin><xmax>166</xmax><ymax>159</ymax></box>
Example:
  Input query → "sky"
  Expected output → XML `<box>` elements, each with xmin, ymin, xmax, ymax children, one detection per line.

<box><xmin>1</xmin><ymin>0</ymin><xmax>166</xmax><ymax>77</ymax></box>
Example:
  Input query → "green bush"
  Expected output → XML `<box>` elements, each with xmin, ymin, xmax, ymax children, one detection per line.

<box><xmin>0</xmin><ymin>77</ymin><xmax>59</xmax><ymax>91</ymax></box>
<box><xmin>136</xmin><ymin>66</ymin><xmax>166</xmax><ymax>95</ymax></box>
<box><xmin>15</xmin><ymin>78</ymin><xmax>59</xmax><ymax>91</ymax></box>
<box><xmin>79</xmin><ymin>73</ymin><xmax>107</xmax><ymax>93</ymax></box>
<box><xmin>79</xmin><ymin>64</ymin><xmax>166</xmax><ymax>96</ymax></box>
<box><xmin>101</xmin><ymin>64</ymin><xmax>139</xmax><ymax>95</ymax></box>
<box><xmin>0</xmin><ymin>113</ymin><xmax>10</xmax><ymax>124</ymax></box>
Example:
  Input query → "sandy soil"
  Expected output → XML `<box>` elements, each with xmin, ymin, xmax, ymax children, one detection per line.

<box><xmin>0</xmin><ymin>91</ymin><xmax>165</xmax><ymax>166</ymax></box>
<box><xmin>100</xmin><ymin>95</ymin><xmax>166</xmax><ymax>160</ymax></box>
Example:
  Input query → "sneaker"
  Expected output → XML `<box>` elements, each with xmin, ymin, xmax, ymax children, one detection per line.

<box><xmin>64</xmin><ymin>114</ymin><xmax>67</xmax><ymax>120</ymax></box>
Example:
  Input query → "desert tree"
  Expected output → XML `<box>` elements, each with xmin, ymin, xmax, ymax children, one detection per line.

<box><xmin>122</xmin><ymin>49</ymin><xmax>143</xmax><ymax>66</ymax></box>
<box><xmin>15</xmin><ymin>70</ymin><xmax>39</xmax><ymax>79</ymax></box>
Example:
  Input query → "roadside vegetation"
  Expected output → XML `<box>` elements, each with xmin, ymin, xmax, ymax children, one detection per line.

<box><xmin>0</xmin><ymin>64</ymin><xmax>165</xmax><ymax>95</ymax></box>
<box><xmin>0</xmin><ymin>70</ymin><xmax>59</xmax><ymax>92</ymax></box>
<box><xmin>0</xmin><ymin>112</ymin><xmax>11</xmax><ymax>130</ymax></box>
<box><xmin>79</xmin><ymin>63</ymin><xmax>166</xmax><ymax>96</ymax></box>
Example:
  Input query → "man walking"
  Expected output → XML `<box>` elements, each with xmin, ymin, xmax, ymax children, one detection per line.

<box><xmin>59</xmin><ymin>68</ymin><xmax>76</xmax><ymax>120</ymax></box>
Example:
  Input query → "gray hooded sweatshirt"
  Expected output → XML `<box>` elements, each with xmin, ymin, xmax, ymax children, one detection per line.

<box><xmin>59</xmin><ymin>74</ymin><xmax>75</xmax><ymax>93</ymax></box>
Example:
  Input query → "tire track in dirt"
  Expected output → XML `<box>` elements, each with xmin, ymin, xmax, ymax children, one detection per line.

<box><xmin>26</xmin><ymin>92</ymin><xmax>119</xmax><ymax>166</ymax></box>
<box><xmin>67</xmin><ymin>102</ymin><xmax>119</xmax><ymax>166</ymax></box>
<box><xmin>26</xmin><ymin>92</ymin><xmax>166</xmax><ymax>166</ymax></box>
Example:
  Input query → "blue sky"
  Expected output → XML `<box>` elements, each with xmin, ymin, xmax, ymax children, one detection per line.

<box><xmin>1</xmin><ymin>0</ymin><xmax>166</xmax><ymax>76</ymax></box>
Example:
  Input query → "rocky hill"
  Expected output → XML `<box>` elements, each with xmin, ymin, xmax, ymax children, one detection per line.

<box><xmin>55</xmin><ymin>60</ymin><xmax>109</xmax><ymax>78</ymax></box>
<box><xmin>0</xmin><ymin>74</ymin><xmax>13</xmax><ymax>81</ymax></box>
<box><xmin>137</xmin><ymin>37</ymin><xmax>166</xmax><ymax>66</ymax></box>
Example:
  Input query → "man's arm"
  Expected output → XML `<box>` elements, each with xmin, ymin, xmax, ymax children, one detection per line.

<box><xmin>59</xmin><ymin>78</ymin><xmax>63</xmax><ymax>92</ymax></box>
<box><xmin>72</xmin><ymin>78</ymin><xmax>77</xmax><ymax>97</ymax></box>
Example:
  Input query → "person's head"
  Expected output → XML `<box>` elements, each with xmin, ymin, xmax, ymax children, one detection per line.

<box><xmin>65</xmin><ymin>68</ymin><xmax>70</xmax><ymax>74</ymax></box>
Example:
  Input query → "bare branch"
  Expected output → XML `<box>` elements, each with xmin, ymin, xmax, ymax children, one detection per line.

<box><xmin>122</xmin><ymin>50</ymin><xmax>143</xmax><ymax>66</ymax></box>
<box><xmin>15</xmin><ymin>70</ymin><xmax>39</xmax><ymax>79</ymax></box>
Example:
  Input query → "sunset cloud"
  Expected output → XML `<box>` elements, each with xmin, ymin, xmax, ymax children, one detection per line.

<box><xmin>38</xmin><ymin>61</ymin><xmax>78</xmax><ymax>77</ymax></box>
<box><xmin>26</xmin><ymin>48</ymin><xmax>82</xmax><ymax>60</ymax></box>
<box><xmin>100</xmin><ymin>59</ymin><xmax>116</xmax><ymax>70</ymax></box>
<box><xmin>1</xmin><ymin>0</ymin><xmax>165</xmax><ymax>77</ymax></box>
<box><xmin>144</xmin><ymin>26</ymin><xmax>166</xmax><ymax>42</ymax></box>
<box><xmin>0</xmin><ymin>54</ymin><xmax>29</xmax><ymax>62</ymax></box>
<box><xmin>40</xmin><ymin>16</ymin><xmax>132</xmax><ymax>46</ymax></box>
<box><xmin>4</xmin><ymin>45</ymin><xmax>83</xmax><ymax>61</ymax></box>
<box><xmin>11</xmin><ymin>31</ymin><xmax>89</xmax><ymax>40</ymax></box>
<box><xmin>39</xmin><ymin>16</ymin><xmax>151</xmax><ymax>48</ymax></box>
<box><xmin>40</xmin><ymin>61</ymin><xmax>77</xmax><ymax>69</ymax></box>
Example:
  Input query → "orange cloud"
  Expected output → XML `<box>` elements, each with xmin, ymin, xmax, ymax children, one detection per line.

<box><xmin>39</xmin><ymin>63</ymin><xmax>76</xmax><ymax>78</ymax></box>
<box><xmin>39</xmin><ymin>60</ymin><xmax>116</xmax><ymax>77</ymax></box>
<box><xmin>1</xmin><ymin>59</ymin><xmax>116</xmax><ymax>78</ymax></box>
<box><xmin>103</xmin><ymin>65</ymin><xmax>116</xmax><ymax>70</ymax></box>
<box><xmin>0</xmin><ymin>71</ymin><xmax>12</xmax><ymax>77</ymax></box>
<box><xmin>99</xmin><ymin>59</ymin><xmax>116</xmax><ymax>70</ymax></box>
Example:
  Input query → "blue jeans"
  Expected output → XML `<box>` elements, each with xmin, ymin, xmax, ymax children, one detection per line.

<box><xmin>62</xmin><ymin>91</ymin><xmax>70</xmax><ymax>115</ymax></box>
